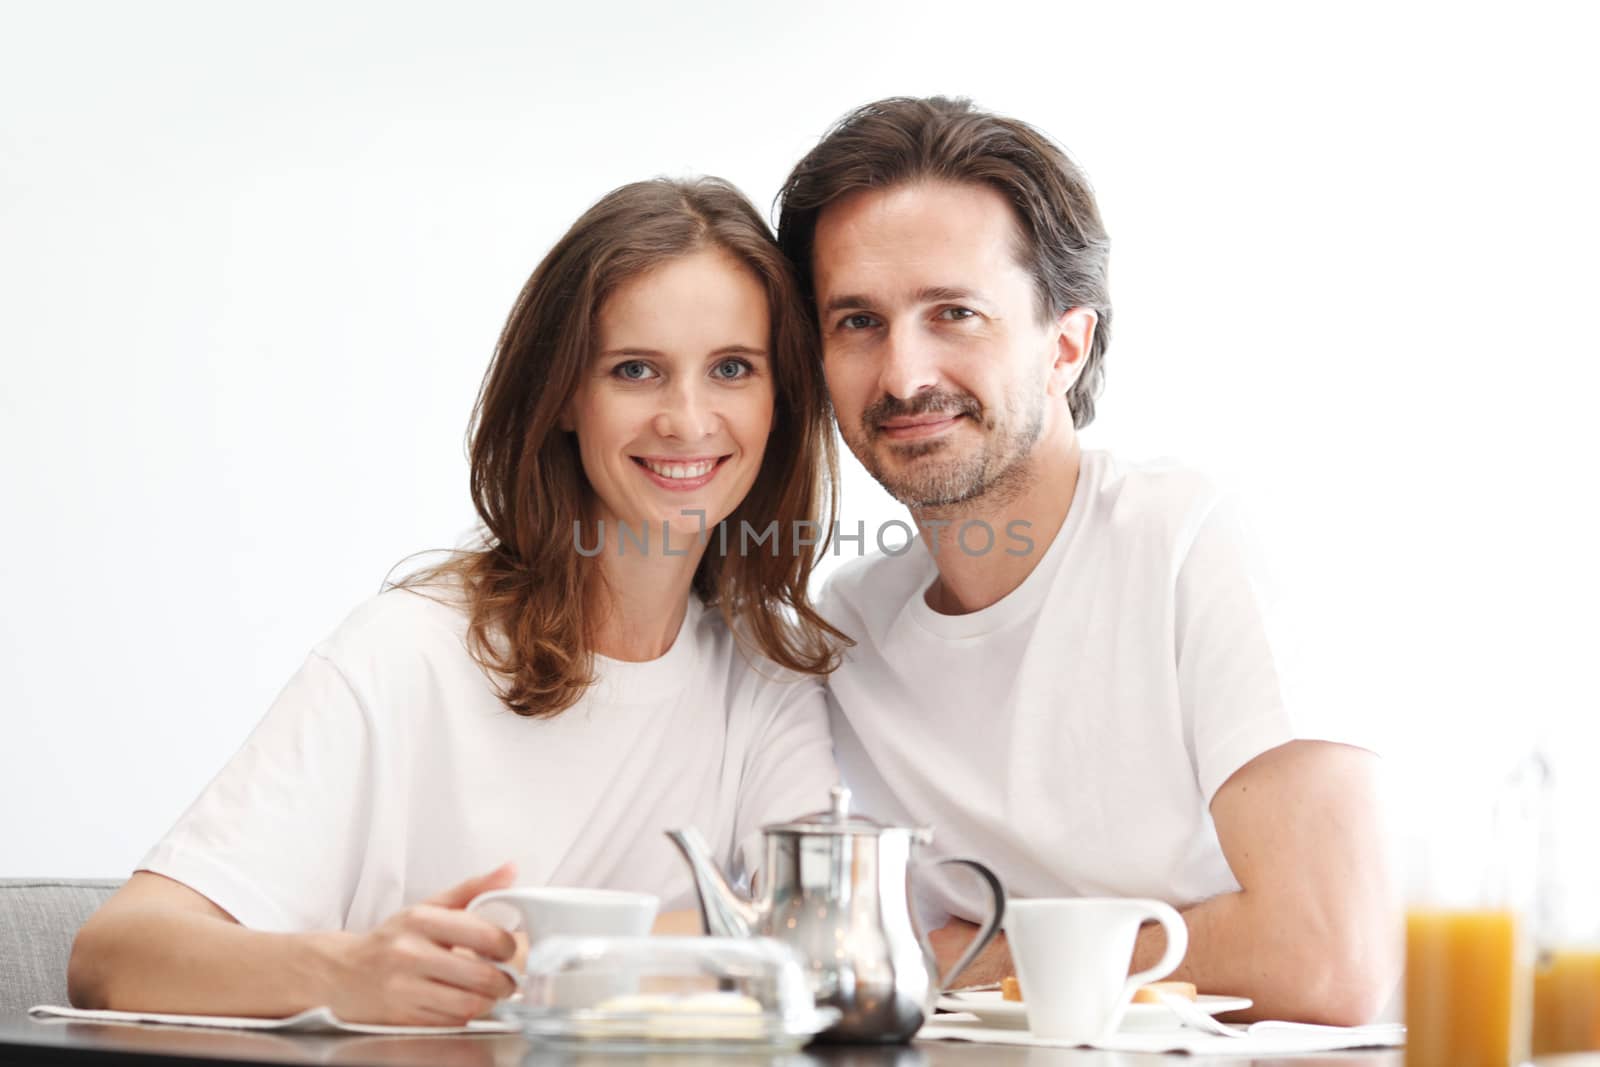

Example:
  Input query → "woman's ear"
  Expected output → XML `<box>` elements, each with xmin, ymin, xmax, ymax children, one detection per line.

<box><xmin>1047</xmin><ymin>307</ymin><xmax>1098</xmax><ymax>397</ymax></box>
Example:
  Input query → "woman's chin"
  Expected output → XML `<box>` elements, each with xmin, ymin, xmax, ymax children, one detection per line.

<box><xmin>604</xmin><ymin>509</ymin><xmax>727</xmax><ymax>555</ymax></box>
<box><xmin>657</xmin><ymin>515</ymin><xmax>715</xmax><ymax>550</ymax></box>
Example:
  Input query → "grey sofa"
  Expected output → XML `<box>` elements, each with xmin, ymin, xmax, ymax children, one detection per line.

<box><xmin>0</xmin><ymin>878</ymin><xmax>121</xmax><ymax>1016</ymax></box>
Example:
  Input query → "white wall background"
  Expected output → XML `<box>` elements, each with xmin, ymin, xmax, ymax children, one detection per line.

<box><xmin>2</xmin><ymin>1</ymin><xmax>1596</xmax><ymax>876</ymax></box>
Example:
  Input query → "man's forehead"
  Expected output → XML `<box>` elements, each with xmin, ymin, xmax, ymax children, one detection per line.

<box><xmin>811</xmin><ymin>179</ymin><xmax>1028</xmax><ymax>300</ymax></box>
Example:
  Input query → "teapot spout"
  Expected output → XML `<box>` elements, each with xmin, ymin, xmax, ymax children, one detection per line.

<box><xmin>665</xmin><ymin>826</ymin><xmax>761</xmax><ymax>938</ymax></box>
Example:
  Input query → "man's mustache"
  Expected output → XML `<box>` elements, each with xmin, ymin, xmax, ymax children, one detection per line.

<box><xmin>862</xmin><ymin>390</ymin><xmax>982</xmax><ymax>435</ymax></box>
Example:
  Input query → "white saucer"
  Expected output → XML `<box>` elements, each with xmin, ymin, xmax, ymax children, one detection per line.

<box><xmin>934</xmin><ymin>990</ymin><xmax>1253</xmax><ymax>1031</ymax></box>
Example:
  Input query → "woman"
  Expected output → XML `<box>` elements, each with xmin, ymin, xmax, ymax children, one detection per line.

<box><xmin>68</xmin><ymin>178</ymin><xmax>845</xmax><ymax>1025</ymax></box>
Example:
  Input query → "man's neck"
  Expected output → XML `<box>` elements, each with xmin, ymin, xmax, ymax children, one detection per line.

<box><xmin>914</xmin><ymin>435</ymin><xmax>1082</xmax><ymax>616</ymax></box>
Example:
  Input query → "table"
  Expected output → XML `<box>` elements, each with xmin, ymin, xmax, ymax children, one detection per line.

<box><xmin>0</xmin><ymin>1011</ymin><xmax>1409</xmax><ymax>1067</ymax></box>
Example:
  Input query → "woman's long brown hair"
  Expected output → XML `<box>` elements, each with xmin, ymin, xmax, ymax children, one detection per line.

<box><xmin>396</xmin><ymin>177</ymin><xmax>845</xmax><ymax>717</ymax></box>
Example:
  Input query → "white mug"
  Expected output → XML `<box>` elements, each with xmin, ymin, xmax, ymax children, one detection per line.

<box><xmin>1004</xmin><ymin>897</ymin><xmax>1188</xmax><ymax>1043</ymax></box>
<box><xmin>467</xmin><ymin>886</ymin><xmax>659</xmax><ymax>997</ymax></box>
<box><xmin>467</xmin><ymin>886</ymin><xmax>659</xmax><ymax>943</ymax></box>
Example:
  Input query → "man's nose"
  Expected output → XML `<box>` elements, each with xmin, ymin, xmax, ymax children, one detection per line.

<box><xmin>876</xmin><ymin>327</ymin><xmax>940</xmax><ymax>400</ymax></box>
<box><xmin>652</xmin><ymin>378</ymin><xmax>719</xmax><ymax>441</ymax></box>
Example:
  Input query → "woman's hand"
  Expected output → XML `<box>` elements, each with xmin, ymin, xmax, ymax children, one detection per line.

<box><xmin>320</xmin><ymin>862</ymin><xmax>521</xmax><ymax>1025</ymax></box>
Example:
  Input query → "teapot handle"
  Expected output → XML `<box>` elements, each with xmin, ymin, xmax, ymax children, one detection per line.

<box><xmin>932</xmin><ymin>858</ymin><xmax>1007</xmax><ymax>992</ymax></box>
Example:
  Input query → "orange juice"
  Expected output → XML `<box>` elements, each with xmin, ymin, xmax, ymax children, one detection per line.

<box><xmin>1533</xmin><ymin>948</ymin><xmax>1600</xmax><ymax>1054</ymax></box>
<box><xmin>1406</xmin><ymin>908</ymin><xmax>1528</xmax><ymax>1067</ymax></box>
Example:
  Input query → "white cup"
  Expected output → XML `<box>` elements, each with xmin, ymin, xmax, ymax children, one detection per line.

<box><xmin>1004</xmin><ymin>897</ymin><xmax>1188</xmax><ymax>1043</ymax></box>
<box><xmin>467</xmin><ymin>886</ymin><xmax>659</xmax><ymax>1002</ymax></box>
<box><xmin>467</xmin><ymin>886</ymin><xmax>660</xmax><ymax>943</ymax></box>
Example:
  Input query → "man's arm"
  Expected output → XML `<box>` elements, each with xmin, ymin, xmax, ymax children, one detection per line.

<box><xmin>934</xmin><ymin>740</ymin><xmax>1400</xmax><ymax>1024</ymax></box>
<box><xmin>1131</xmin><ymin>739</ymin><xmax>1400</xmax><ymax>1024</ymax></box>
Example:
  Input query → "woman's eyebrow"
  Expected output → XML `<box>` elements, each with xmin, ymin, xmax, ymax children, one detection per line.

<box><xmin>597</xmin><ymin>345</ymin><xmax>769</xmax><ymax>358</ymax></box>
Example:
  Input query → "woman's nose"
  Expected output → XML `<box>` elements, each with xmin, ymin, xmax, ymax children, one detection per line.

<box><xmin>652</xmin><ymin>379</ymin><xmax>719</xmax><ymax>441</ymax></box>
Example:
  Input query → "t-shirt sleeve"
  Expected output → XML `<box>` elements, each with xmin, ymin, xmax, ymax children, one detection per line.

<box><xmin>729</xmin><ymin>674</ymin><xmax>839</xmax><ymax>883</ymax></box>
<box><xmin>137</xmin><ymin>650</ymin><xmax>374</xmax><ymax>932</ymax></box>
<box><xmin>1177</xmin><ymin>496</ymin><xmax>1378</xmax><ymax>802</ymax></box>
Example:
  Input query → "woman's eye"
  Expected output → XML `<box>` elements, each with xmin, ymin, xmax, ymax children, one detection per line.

<box><xmin>614</xmin><ymin>360</ymin><xmax>656</xmax><ymax>381</ymax></box>
<box><xmin>713</xmin><ymin>358</ymin><xmax>752</xmax><ymax>381</ymax></box>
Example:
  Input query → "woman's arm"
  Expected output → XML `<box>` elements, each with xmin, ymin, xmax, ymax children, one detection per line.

<box><xmin>70</xmin><ymin>865</ymin><xmax>522</xmax><ymax>1025</ymax></box>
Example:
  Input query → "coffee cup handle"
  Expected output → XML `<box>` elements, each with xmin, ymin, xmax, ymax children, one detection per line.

<box><xmin>933</xmin><ymin>858</ymin><xmax>1008</xmax><ymax>992</ymax></box>
<box><xmin>486</xmin><ymin>959</ymin><xmax>524</xmax><ymax>993</ymax></box>
<box><xmin>1121</xmin><ymin>899</ymin><xmax>1188</xmax><ymax>996</ymax></box>
<box><xmin>466</xmin><ymin>891</ymin><xmax>527</xmax><ymax>996</ymax></box>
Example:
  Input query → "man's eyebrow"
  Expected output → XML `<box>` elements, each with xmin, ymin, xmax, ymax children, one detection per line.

<box><xmin>916</xmin><ymin>285</ymin><xmax>985</xmax><ymax>304</ymax></box>
<box><xmin>822</xmin><ymin>287</ymin><xmax>988</xmax><ymax>315</ymax></box>
<box><xmin>822</xmin><ymin>294</ymin><xmax>875</xmax><ymax>315</ymax></box>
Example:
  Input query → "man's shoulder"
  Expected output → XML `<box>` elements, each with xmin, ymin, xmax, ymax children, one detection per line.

<box><xmin>1085</xmin><ymin>451</ymin><xmax>1226</xmax><ymax>546</ymax></box>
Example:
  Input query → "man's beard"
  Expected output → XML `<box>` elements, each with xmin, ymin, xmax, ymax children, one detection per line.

<box><xmin>846</xmin><ymin>387</ymin><xmax>1044</xmax><ymax>509</ymax></box>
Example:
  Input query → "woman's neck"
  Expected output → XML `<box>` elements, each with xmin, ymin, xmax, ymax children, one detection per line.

<box><xmin>587</xmin><ymin>534</ymin><xmax>707</xmax><ymax>661</ymax></box>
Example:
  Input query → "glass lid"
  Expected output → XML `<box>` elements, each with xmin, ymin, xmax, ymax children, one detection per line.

<box><xmin>508</xmin><ymin>935</ymin><xmax>839</xmax><ymax>1052</ymax></box>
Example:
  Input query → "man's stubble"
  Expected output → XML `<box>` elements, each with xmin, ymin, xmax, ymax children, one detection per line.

<box><xmin>846</xmin><ymin>383</ymin><xmax>1046</xmax><ymax>514</ymax></box>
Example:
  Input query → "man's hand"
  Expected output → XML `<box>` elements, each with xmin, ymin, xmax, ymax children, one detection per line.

<box><xmin>928</xmin><ymin>921</ymin><xmax>1013</xmax><ymax>989</ymax></box>
<box><xmin>651</xmin><ymin>909</ymin><xmax>705</xmax><ymax>935</ymax></box>
<box><xmin>320</xmin><ymin>862</ymin><xmax>521</xmax><ymax>1025</ymax></box>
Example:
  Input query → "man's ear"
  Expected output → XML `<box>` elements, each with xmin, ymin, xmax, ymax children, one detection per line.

<box><xmin>1047</xmin><ymin>307</ymin><xmax>1097</xmax><ymax>397</ymax></box>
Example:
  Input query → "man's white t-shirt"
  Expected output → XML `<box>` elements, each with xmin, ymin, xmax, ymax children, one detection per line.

<box><xmin>821</xmin><ymin>450</ymin><xmax>1365</xmax><ymax>924</ymax></box>
<box><xmin>140</xmin><ymin>586</ymin><xmax>837</xmax><ymax>932</ymax></box>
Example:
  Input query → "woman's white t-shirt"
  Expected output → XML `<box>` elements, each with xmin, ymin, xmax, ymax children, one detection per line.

<box><xmin>139</xmin><ymin>587</ymin><xmax>838</xmax><ymax>932</ymax></box>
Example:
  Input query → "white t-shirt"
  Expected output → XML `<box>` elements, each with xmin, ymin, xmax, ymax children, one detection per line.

<box><xmin>821</xmin><ymin>450</ymin><xmax>1366</xmax><ymax>924</ymax></box>
<box><xmin>140</xmin><ymin>586</ymin><xmax>837</xmax><ymax>932</ymax></box>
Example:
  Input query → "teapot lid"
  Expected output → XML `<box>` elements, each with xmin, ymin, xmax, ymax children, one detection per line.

<box><xmin>764</xmin><ymin>785</ymin><xmax>930</xmax><ymax>839</ymax></box>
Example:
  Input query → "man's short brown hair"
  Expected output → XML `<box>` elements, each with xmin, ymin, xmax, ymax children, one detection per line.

<box><xmin>777</xmin><ymin>96</ymin><xmax>1112</xmax><ymax>428</ymax></box>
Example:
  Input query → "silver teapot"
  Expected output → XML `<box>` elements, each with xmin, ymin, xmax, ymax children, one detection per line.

<box><xmin>666</xmin><ymin>785</ymin><xmax>1005</xmax><ymax>1043</ymax></box>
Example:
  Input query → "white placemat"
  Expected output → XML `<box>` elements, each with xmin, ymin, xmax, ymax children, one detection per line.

<box><xmin>920</xmin><ymin>1012</ymin><xmax>1404</xmax><ymax>1055</ymax></box>
<box><xmin>29</xmin><ymin>1004</ymin><xmax>519</xmax><ymax>1036</ymax></box>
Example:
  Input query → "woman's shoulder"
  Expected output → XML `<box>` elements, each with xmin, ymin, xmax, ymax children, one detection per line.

<box><xmin>312</xmin><ymin>580</ymin><xmax>472</xmax><ymax>670</ymax></box>
<box><xmin>690</xmin><ymin>601</ymin><xmax>824</xmax><ymax>716</ymax></box>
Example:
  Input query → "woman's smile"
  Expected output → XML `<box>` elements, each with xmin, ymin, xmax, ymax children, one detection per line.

<box><xmin>632</xmin><ymin>453</ymin><xmax>732</xmax><ymax>490</ymax></box>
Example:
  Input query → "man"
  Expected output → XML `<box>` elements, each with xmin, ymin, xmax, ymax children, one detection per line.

<box><xmin>776</xmin><ymin>96</ymin><xmax>1399</xmax><ymax>1025</ymax></box>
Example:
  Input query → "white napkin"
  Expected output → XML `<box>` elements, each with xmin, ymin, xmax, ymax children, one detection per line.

<box><xmin>28</xmin><ymin>1004</ymin><xmax>519</xmax><ymax>1036</ymax></box>
<box><xmin>920</xmin><ymin>1012</ymin><xmax>1405</xmax><ymax>1055</ymax></box>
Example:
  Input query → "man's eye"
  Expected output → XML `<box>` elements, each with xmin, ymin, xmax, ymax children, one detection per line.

<box><xmin>939</xmin><ymin>307</ymin><xmax>977</xmax><ymax>321</ymax></box>
<box><xmin>839</xmin><ymin>313</ymin><xmax>878</xmax><ymax>331</ymax></box>
<box><xmin>614</xmin><ymin>360</ymin><xmax>656</xmax><ymax>381</ymax></box>
<box><xmin>713</xmin><ymin>358</ymin><xmax>752</xmax><ymax>380</ymax></box>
